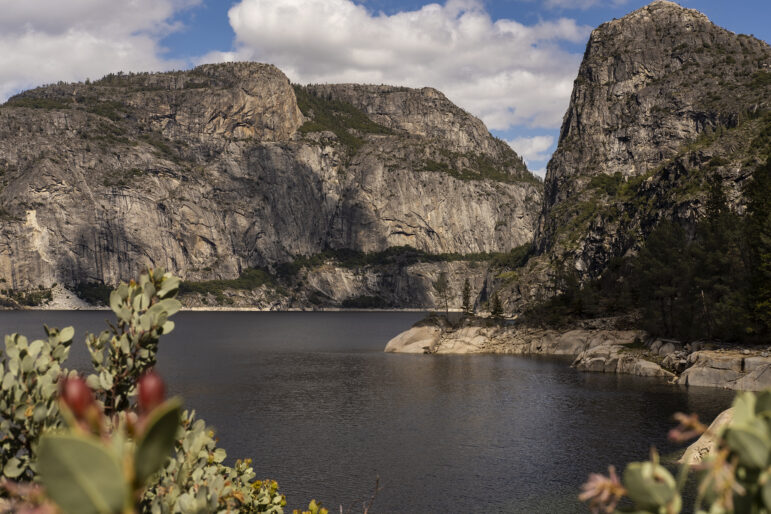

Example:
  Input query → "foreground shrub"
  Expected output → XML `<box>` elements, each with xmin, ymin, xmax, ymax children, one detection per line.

<box><xmin>0</xmin><ymin>269</ymin><xmax>323</xmax><ymax>513</ymax></box>
<box><xmin>36</xmin><ymin>374</ymin><xmax>182</xmax><ymax>514</ymax></box>
<box><xmin>0</xmin><ymin>327</ymin><xmax>73</xmax><ymax>481</ymax></box>
<box><xmin>581</xmin><ymin>388</ymin><xmax>771</xmax><ymax>513</ymax></box>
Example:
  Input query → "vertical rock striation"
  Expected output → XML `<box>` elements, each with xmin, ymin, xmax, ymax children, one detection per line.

<box><xmin>0</xmin><ymin>62</ymin><xmax>541</xmax><ymax>298</ymax></box>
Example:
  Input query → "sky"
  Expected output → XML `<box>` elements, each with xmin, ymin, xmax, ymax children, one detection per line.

<box><xmin>1</xmin><ymin>1</ymin><xmax>769</xmax><ymax>176</ymax></box>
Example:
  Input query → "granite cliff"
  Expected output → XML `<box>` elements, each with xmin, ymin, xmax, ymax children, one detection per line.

<box><xmin>535</xmin><ymin>0</ymin><xmax>771</xmax><ymax>277</ymax></box>
<box><xmin>484</xmin><ymin>0</ymin><xmax>771</xmax><ymax>315</ymax></box>
<box><xmin>4</xmin><ymin>1</ymin><xmax>770</xmax><ymax>313</ymax></box>
<box><xmin>0</xmin><ymin>63</ymin><xmax>541</xmax><ymax>308</ymax></box>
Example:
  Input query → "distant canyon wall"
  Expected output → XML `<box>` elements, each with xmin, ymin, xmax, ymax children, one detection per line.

<box><xmin>0</xmin><ymin>62</ymin><xmax>541</xmax><ymax>291</ymax></box>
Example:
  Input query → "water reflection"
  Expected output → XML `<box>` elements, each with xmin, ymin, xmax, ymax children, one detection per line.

<box><xmin>0</xmin><ymin>311</ymin><xmax>734</xmax><ymax>512</ymax></box>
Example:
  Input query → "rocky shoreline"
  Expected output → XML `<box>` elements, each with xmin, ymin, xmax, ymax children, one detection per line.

<box><xmin>384</xmin><ymin>316</ymin><xmax>771</xmax><ymax>391</ymax></box>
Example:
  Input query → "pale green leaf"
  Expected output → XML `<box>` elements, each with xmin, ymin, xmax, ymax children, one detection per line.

<box><xmin>38</xmin><ymin>434</ymin><xmax>127</xmax><ymax>514</ymax></box>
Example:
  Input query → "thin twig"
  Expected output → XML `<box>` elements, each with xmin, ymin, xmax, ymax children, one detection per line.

<box><xmin>340</xmin><ymin>475</ymin><xmax>382</xmax><ymax>514</ymax></box>
<box><xmin>363</xmin><ymin>476</ymin><xmax>380</xmax><ymax>514</ymax></box>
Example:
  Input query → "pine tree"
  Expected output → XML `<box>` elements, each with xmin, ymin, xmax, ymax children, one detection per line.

<box><xmin>632</xmin><ymin>221</ymin><xmax>693</xmax><ymax>338</ymax></box>
<box><xmin>756</xmin><ymin>219</ymin><xmax>771</xmax><ymax>330</ymax></box>
<box><xmin>746</xmin><ymin>157</ymin><xmax>771</xmax><ymax>334</ymax></box>
<box><xmin>705</xmin><ymin>173</ymin><xmax>728</xmax><ymax>220</ymax></box>
<box><xmin>490</xmin><ymin>291</ymin><xmax>504</xmax><ymax>320</ymax></box>
<box><xmin>461</xmin><ymin>278</ymin><xmax>472</xmax><ymax>315</ymax></box>
<box><xmin>433</xmin><ymin>272</ymin><xmax>451</xmax><ymax>317</ymax></box>
<box><xmin>690</xmin><ymin>174</ymin><xmax>750</xmax><ymax>340</ymax></box>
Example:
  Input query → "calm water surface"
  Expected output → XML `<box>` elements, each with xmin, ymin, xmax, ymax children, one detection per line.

<box><xmin>0</xmin><ymin>311</ymin><xmax>734</xmax><ymax>513</ymax></box>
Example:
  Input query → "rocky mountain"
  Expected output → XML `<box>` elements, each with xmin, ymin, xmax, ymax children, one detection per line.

<box><xmin>4</xmin><ymin>0</ymin><xmax>768</xmax><ymax>314</ymax></box>
<box><xmin>0</xmin><ymin>62</ymin><xmax>541</xmax><ymax>308</ymax></box>
<box><xmin>533</xmin><ymin>0</ymin><xmax>771</xmax><ymax>279</ymax></box>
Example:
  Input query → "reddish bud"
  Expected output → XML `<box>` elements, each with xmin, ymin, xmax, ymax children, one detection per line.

<box><xmin>59</xmin><ymin>376</ymin><xmax>94</xmax><ymax>418</ymax></box>
<box><xmin>138</xmin><ymin>371</ymin><xmax>165</xmax><ymax>412</ymax></box>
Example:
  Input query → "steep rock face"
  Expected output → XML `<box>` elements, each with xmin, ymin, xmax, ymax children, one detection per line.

<box><xmin>535</xmin><ymin>0</ymin><xmax>771</xmax><ymax>276</ymax></box>
<box><xmin>129</xmin><ymin>62</ymin><xmax>306</xmax><ymax>141</ymax></box>
<box><xmin>325</xmin><ymin>143</ymin><xmax>538</xmax><ymax>254</ymax></box>
<box><xmin>0</xmin><ymin>63</ymin><xmax>541</xmax><ymax>294</ymax></box>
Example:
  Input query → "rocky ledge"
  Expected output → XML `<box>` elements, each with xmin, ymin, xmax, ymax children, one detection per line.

<box><xmin>384</xmin><ymin>316</ymin><xmax>771</xmax><ymax>391</ymax></box>
<box><xmin>679</xmin><ymin>408</ymin><xmax>734</xmax><ymax>466</ymax></box>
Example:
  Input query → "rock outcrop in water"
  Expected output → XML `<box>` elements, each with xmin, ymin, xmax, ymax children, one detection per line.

<box><xmin>680</xmin><ymin>408</ymin><xmax>734</xmax><ymax>465</ymax></box>
<box><xmin>385</xmin><ymin>316</ymin><xmax>771</xmax><ymax>390</ymax></box>
<box><xmin>0</xmin><ymin>62</ymin><xmax>540</xmax><ymax>307</ymax></box>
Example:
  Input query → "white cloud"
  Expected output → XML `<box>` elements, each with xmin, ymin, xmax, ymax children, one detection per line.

<box><xmin>507</xmin><ymin>135</ymin><xmax>555</xmax><ymax>176</ymax></box>
<box><xmin>507</xmin><ymin>135</ymin><xmax>555</xmax><ymax>163</ymax></box>
<box><xmin>0</xmin><ymin>0</ymin><xmax>196</xmax><ymax>101</ymax></box>
<box><xmin>215</xmin><ymin>0</ymin><xmax>591</xmax><ymax>130</ymax></box>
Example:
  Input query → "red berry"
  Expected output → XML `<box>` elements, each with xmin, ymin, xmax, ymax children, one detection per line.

<box><xmin>138</xmin><ymin>371</ymin><xmax>165</xmax><ymax>412</ymax></box>
<box><xmin>60</xmin><ymin>376</ymin><xmax>94</xmax><ymax>418</ymax></box>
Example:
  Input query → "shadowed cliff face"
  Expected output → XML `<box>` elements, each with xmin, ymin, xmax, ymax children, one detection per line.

<box><xmin>534</xmin><ymin>0</ymin><xmax>771</xmax><ymax>278</ymax></box>
<box><xmin>0</xmin><ymin>62</ymin><xmax>540</xmax><ymax>291</ymax></box>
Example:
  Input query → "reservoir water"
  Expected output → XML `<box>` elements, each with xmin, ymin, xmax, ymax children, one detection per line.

<box><xmin>0</xmin><ymin>311</ymin><xmax>734</xmax><ymax>513</ymax></box>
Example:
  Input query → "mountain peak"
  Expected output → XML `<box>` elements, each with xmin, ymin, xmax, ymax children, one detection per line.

<box><xmin>643</xmin><ymin>0</ymin><xmax>705</xmax><ymax>16</ymax></box>
<box><xmin>535</xmin><ymin>0</ymin><xmax>771</xmax><ymax>274</ymax></box>
<box><xmin>607</xmin><ymin>0</ymin><xmax>709</xmax><ymax>28</ymax></box>
<box><xmin>646</xmin><ymin>0</ymin><xmax>683</xmax><ymax>8</ymax></box>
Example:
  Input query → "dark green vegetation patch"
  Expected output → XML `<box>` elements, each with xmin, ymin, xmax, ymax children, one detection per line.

<box><xmin>73</xmin><ymin>282</ymin><xmax>112</xmax><ymax>306</ymax></box>
<box><xmin>275</xmin><ymin>245</ymin><xmax>533</xmax><ymax>278</ymax></box>
<box><xmin>86</xmin><ymin>101</ymin><xmax>128</xmax><ymax>121</ymax></box>
<box><xmin>1</xmin><ymin>97</ymin><xmax>72</xmax><ymax>110</ymax></box>
<box><xmin>293</xmin><ymin>85</ymin><xmax>393</xmax><ymax>155</ymax></box>
<box><xmin>1</xmin><ymin>287</ymin><xmax>53</xmax><ymax>307</ymax></box>
<box><xmin>528</xmin><ymin>156</ymin><xmax>771</xmax><ymax>343</ymax></box>
<box><xmin>421</xmin><ymin>150</ymin><xmax>540</xmax><ymax>186</ymax></box>
<box><xmin>175</xmin><ymin>245</ymin><xmax>532</xmax><ymax>307</ymax></box>
<box><xmin>341</xmin><ymin>295</ymin><xmax>391</xmax><ymax>309</ymax></box>
<box><xmin>180</xmin><ymin>268</ymin><xmax>276</xmax><ymax>297</ymax></box>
